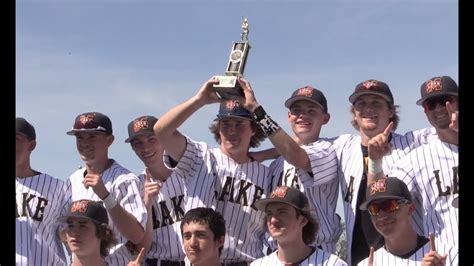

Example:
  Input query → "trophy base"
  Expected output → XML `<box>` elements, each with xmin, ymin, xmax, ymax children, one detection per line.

<box><xmin>213</xmin><ymin>75</ymin><xmax>244</xmax><ymax>99</ymax></box>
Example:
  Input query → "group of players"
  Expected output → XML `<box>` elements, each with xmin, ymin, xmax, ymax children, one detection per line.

<box><xmin>16</xmin><ymin>74</ymin><xmax>458</xmax><ymax>265</ymax></box>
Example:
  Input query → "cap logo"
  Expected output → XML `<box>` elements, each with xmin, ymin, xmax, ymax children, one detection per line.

<box><xmin>369</xmin><ymin>179</ymin><xmax>387</xmax><ymax>195</ymax></box>
<box><xmin>296</xmin><ymin>87</ymin><xmax>314</xmax><ymax>97</ymax></box>
<box><xmin>271</xmin><ymin>186</ymin><xmax>289</xmax><ymax>199</ymax></box>
<box><xmin>79</xmin><ymin>114</ymin><xmax>95</xmax><ymax>125</ymax></box>
<box><xmin>425</xmin><ymin>77</ymin><xmax>443</xmax><ymax>94</ymax></box>
<box><xmin>225</xmin><ymin>100</ymin><xmax>241</xmax><ymax>111</ymax></box>
<box><xmin>70</xmin><ymin>200</ymin><xmax>89</xmax><ymax>213</ymax></box>
<box><xmin>363</xmin><ymin>80</ymin><xmax>379</xmax><ymax>89</ymax></box>
<box><xmin>133</xmin><ymin>117</ymin><xmax>150</xmax><ymax>133</ymax></box>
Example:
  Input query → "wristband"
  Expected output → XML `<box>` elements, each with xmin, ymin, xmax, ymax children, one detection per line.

<box><xmin>368</xmin><ymin>158</ymin><xmax>383</xmax><ymax>174</ymax></box>
<box><xmin>252</xmin><ymin>106</ymin><xmax>280</xmax><ymax>136</ymax></box>
<box><xmin>102</xmin><ymin>193</ymin><xmax>118</xmax><ymax>210</ymax></box>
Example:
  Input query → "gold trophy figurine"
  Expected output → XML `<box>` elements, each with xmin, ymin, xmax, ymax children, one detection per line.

<box><xmin>213</xmin><ymin>17</ymin><xmax>251</xmax><ymax>99</ymax></box>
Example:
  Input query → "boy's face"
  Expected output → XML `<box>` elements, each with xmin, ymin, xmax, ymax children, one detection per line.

<box><xmin>182</xmin><ymin>221</ymin><xmax>224</xmax><ymax>265</ymax></box>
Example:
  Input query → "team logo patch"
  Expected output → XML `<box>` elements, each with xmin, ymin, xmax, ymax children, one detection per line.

<box><xmin>425</xmin><ymin>77</ymin><xmax>443</xmax><ymax>94</ymax></box>
<box><xmin>363</xmin><ymin>80</ymin><xmax>379</xmax><ymax>89</ymax></box>
<box><xmin>133</xmin><ymin>117</ymin><xmax>149</xmax><ymax>133</ymax></box>
<box><xmin>271</xmin><ymin>186</ymin><xmax>289</xmax><ymax>199</ymax></box>
<box><xmin>297</xmin><ymin>87</ymin><xmax>314</xmax><ymax>97</ymax></box>
<box><xmin>78</xmin><ymin>114</ymin><xmax>95</xmax><ymax>126</ymax></box>
<box><xmin>70</xmin><ymin>200</ymin><xmax>89</xmax><ymax>213</ymax></box>
<box><xmin>225</xmin><ymin>100</ymin><xmax>241</xmax><ymax>111</ymax></box>
<box><xmin>369</xmin><ymin>179</ymin><xmax>387</xmax><ymax>195</ymax></box>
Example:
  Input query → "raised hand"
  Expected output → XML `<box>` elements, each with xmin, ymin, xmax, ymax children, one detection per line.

<box><xmin>143</xmin><ymin>167</ymin><xmax>162</xmax><ymax>207</ymax></box>
<box><xmin>238</xmin><ymin>77</ymin><xmax>260</xmax><ymax>112</ymax></box>
<box><xmin>446</xmin><ymin>101</ymin><xmax>458</xmax><ymax>132</ymax></box>
<box><xmin>195</xmin><ymin>76</ymin><xmax>223</xmax><ymax>105</ymax></box>
<box><xmin>421</xmin><ymin>233</ymin><xmax>447</xmax><ymax>266</ymax></box>
<box><xmin>127</xmin><ymin>247</ymin><xmax>145</xmax><ymax>266</ymax></box>
<box><xmin>368</xmin><ymin>122</ymin><xmax>394</xmax><ymax>160</ymax></box>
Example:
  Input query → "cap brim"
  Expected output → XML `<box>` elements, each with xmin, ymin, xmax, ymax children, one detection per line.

<box><xmin>124</xmin><ymin>132</ymin><xmax>152</xmax><ymax>143</ymax></box>
<box><xmin>214</xmin><ymin>115</ymin><xmax>253</xmax><ymax>121</ymax></box>
<box><xmin>359</xmin><ymin>195</ymin><xmax>407</xmax><ymax>210</ymax></box>
<box><xmin>349</xmin><ymin>92</ymin><xmax>392</xmax><ymax>104</ymax></box>
<box><xmin>66</xmin><ymin>128</ymin><xmax>108</xmax><ymax>135</ymax></box>
<box><xmin>254</xmin><ymin>198</ymin><xmax>303</xmax><ymax>212</ymax></box>
<box><xmin>284</xmin><ymin>97</ymin><xmax>325</xmax><ymax>110</ymax></box>
<box><xmin>415</xmin><ymin>92</ymin><xmax>459</xmax><ymax>105</ymax></box>
<box><xmin>57</xmin><ymin>214</ymin><xmax>96</xmax><ymax>224</ymax></box>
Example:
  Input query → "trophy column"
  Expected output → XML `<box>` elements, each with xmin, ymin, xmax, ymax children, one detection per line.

<box><xmin>213</xmin><ymin>17</ymin><xmax>252</xmax><ymax>99</ymax></box>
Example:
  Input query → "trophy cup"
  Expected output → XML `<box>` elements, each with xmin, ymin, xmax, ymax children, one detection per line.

<box><xmin>213</xmin><ymin>17</ymin><xmax>251</xmax><ymax>99</ymax></box>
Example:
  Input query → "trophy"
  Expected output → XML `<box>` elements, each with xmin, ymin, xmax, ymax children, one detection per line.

<box><xmin>213</xmin><ymin>17</ymin><xmax>251</xmax><ymax>99</ymax></box>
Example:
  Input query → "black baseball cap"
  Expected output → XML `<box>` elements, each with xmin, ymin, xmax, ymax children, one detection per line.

<box><xmin>66</xmin><ymin>112</ymin><xmax>113</xmax><ymax>135</ymax></box>
<box><xmin>416</xmin><ymin>76</ymin><xmax>459</xmax><ymax>105</ymax></box>
<box><xmin>359</xmin><ymin>177</ymin><xmax>412</xmax><ymax>210</ymax></box>
<box><xmin>215</xmin><ymin>99</ymin><xmax>253</xmax><ymax>121</ymax></box>
<box><xmin>284</xmin><ymin>86</ymin><xmax>328</xmax><ymax>112</ymax></box>
<box><xmin>16</xmin><ymin>117</ymin><xmax>36</xmax><ymax>140</ymax></box>
<box><xmin>125</xmin><ymin>115</ymin><xmax>158</xmax><ymax>143</ymax></box>
<box><xmin>58</xmin><ymin>199</ymin><xmax>109</xmax><ymax>225</ymax></box>
<box><xmin>255</xmin><ymin>186</ymin><xmax>309</xmax><ymax>212</ymax></box>
<box><xmin>349</xmin><ymin>79</ymin><xmax>394</xmax><ymax>105</ymax></box>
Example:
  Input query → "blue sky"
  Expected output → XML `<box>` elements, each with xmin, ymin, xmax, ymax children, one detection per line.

<box><xmin>16</xmin><ymin>1</ymin><xmax>458</xmax><ymax>186</ymax></box>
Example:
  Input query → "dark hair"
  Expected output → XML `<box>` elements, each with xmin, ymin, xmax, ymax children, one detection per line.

<box><xmin>60</xmin><ymin>221</ymin><xmax>117</xmax><ymax>258</ymax></box>
<box><xmin>262</xmin><ymin>207</ymin><xmax>319</xmax><ymax>245</ymax></box>
<box><xmin>350</xmin><ymin>102</ymin><xmax>400</xmax><ymax>131</ymax></box>
<box><xmin>209</xmin><ymin>120</ymin><xmax>266</xmax><ymax>148</ymax></box>
<box><xmin>180</xmin><ymin>207</ymin><xmax>226</xmax><ymax>254</ymax></box>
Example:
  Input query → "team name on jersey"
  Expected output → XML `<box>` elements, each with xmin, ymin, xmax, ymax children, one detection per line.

<box><xmin>215</xmin><ymin>176</ymin><xmax>264</xmax><ymax>210</ymax></box>
<box><xmin>151</xmin><ymin>195</ymin><xmax>185</xmax><ymax>228</ymax></box>
<box><xmin>434</xmin><ymin>166</ymin><xmax>459</xmax><ymax>197</ymax></box>
<box><xmin>16</xmin><ymin>192</ymin><xmax>48</xmax><ymax>221</ymax></box>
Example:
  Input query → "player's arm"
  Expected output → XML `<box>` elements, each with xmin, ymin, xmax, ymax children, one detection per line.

<box><xmin>248</xmin><ymin>147</ymin><xmax>279</xmax><ymax>162</ymax></box>
<box><xmin>86</xmin><ymin>174</ymin><xmax>146</xmax><ymax>244</ymax></box>
<box><xmin>239</xmin><ymin>77</ymin><xmax>311</xmax><ymax>172</ymax></box>
<box><xmin>135</xmin><ymin>169</ymin><xmax>162</xmax><ymax>253</ymax></box>
<box><xmin>154</xmin><ymin>76</ymin><xmax>221</xmax><ymax>161</ymax></box>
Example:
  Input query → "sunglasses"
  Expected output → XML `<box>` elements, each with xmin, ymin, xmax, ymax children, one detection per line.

<box><xmin>73</xmin><ymin>119</ymin><xmax>107</xmax><ymax>132</ymax></box>
<box><xmin>367</xmin><ymin>199</ymin><xmax>409</xmax><ymax>216</ymax></box>
<box><xmin>422</xmin><ymin>95</ymin><xmax>454</xmax><ymax>111</ymax></box>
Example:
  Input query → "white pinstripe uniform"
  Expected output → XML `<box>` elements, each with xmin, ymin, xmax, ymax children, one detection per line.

<box><xmin>309</xmin><ymin>129</ymin><xmax>433</xmax><ymax>265</ymax></box>
<box><xmin>269</xmin><ymin>139</ymin><xmax>342</xmax><ymax>254</ymax></box>
<box><xmin>62</xmin><ymin>160</ymin><xmax>147</xmax><ymax>266</ymax></box>
<box><xmin>16</xmin><ymin>173</ymin><xmax>67</xmax><ymax>266</ymax></box>
<box><xmin>357</xmin><ymin>239</ymin><xmax>458</xmax><ymax>265</ymax></box>
<box><xmin>388</xmin><ymin>138</ymin><xmax>459</xmax><ymax>248</ymax></box>
<box><xmin>250</xmin><ymin>247</ymin><xmax>348</xmax><ymax>266</ymax></box>
<box><xmin>164</xmin><ymin>136</ymin><xmax>271</xmax><ymax>263</ymax></box>
<box><xmin>137</xmin><ymin>171</ymin><xmax>188</xmax><ymax>263</ymax></box>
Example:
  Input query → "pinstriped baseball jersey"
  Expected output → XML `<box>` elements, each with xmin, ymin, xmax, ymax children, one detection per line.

<box><xmin>357</xmin><ymin>239</ymin><xmax>458</xmax><ymax>265</ymax></box>
<box><xmin>389</xmin><ymin>139</ymin><xmax>458</xmax><ymax>248</ymax></box>
<box><xmin>164</xmin><ymin>136</ymin><xmax>271</xmax><ymax>263</ymax></box>
<box><xmin>16</xmin><ymin>173</ymin><xmax>67</xmax><ymax>266</ymax></box>
<box><xmin>250</xmin><ymin>247</ymin><xmax>348</xmax><ymax>266</ymax></box>
<box><xmin>137</xmin><ymin>171</ymin><xmax>187</xmax><ymax>262</ymax></box>
<box><xmin>268</xmin><ymin>139</ymin><xmax>342</xmax><ymax>254</ymax></box>
<box><xmin>314</xmin><ymin>130</ymin><xmax>429</xmax><ymax>265</ymax></box>
<box><xmin>62</xmin><ymin>160</ymin><xmax>147</xmax><ymax>266</ymax></box>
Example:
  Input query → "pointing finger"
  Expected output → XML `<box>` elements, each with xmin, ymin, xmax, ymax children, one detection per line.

<box><xmin>429</xmin><ymin>233</ymin><xmax>436</xmax><ymax>252</ymax></box>
<box><xmin>383</xmin><ymin>122</ymin><xmax>394</xmax><ymax>137</ymax></box>
<box><xmin>136</xmin><ymin>247</ymin><xmax>145</xmax><ymax>263</ymax></box>
<box><xmin>368</xmin><ymin>246</ymin><xmax>374</xmax><ymax>266</ymax></box>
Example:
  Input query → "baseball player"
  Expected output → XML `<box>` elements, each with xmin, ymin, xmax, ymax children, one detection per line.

<box><xmin>16</xmin><ymin>117</ymin><xmax>67</xmax><ymax>266</ymax></box>
<box><xmin>368</xmin><ymin>76</ymin><xmax>459</xmax><ymax>248</ymax></box>
<box><xmin>126</xmin><ymin>115</ymin><xmax>193</xmax><ymax>266</ymax></box>
<box><xmin>58</xmin><ymin>199</ymin><xmax>117</xmax><ymax>266</ymax></box>
<box><xmin>357</xmin><ymin>178</ymin><xmax>458</xmax><ymax>265</ymax></box>
<box><xmin>61</xmin><ymin>112</ymin><xmax>148</xmax><ymax>266</ymax></box>
<box><xmin>180</xmin><ymin>207</ymin><xmax>226</xmax><ymax>266</ymax></box>
<box><xmin>251</xmin><ymin>186</ymin><xmax>347</xmax><ymax>266</ymax></box>
<box><xmin>240</xmin><ymin>81</ymin><xmax>342</xmax><ymax>254</ymax></box>
<box><xmin>154</xmin><ymin>76</ymin><xmax>272</xmax><ymax>265</ymax></box>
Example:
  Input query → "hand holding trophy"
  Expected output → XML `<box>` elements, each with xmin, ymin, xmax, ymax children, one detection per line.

<box><xmin>213</xmin><ymin>17</ymin><xmax>251</xmax><ymax>99</ymax></box>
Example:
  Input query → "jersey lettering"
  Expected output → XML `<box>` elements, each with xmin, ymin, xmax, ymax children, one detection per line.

<box><xmin>151</xmin><ymin>195</ymin><xmax>185</xmax><ymax>228</ymax></box>
<box><xmin>434</xmin><ymin>166</ymin><xmax>459</xmax><ymax>197</ymax></box>
<box><xmin>15</xmin><ymin>193</ymin><xmax>48</xmax><ymax>221</ymax></box>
